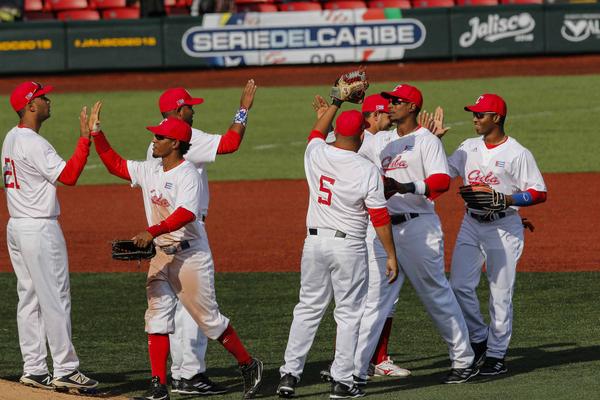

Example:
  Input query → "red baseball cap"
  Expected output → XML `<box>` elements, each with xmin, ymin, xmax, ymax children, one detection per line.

<box><xmin>158</xmin><ymin>88</ymin><xmax>204</xmax><ymax>113</ymax></box>
<box><xmin>464</xmin><ymin>94</ymin><xmax>507</xmax><ymax>117</ymax></box>
<box><xmin>146</xmin><ymin>117</ymin><xmax>192</xmax><ymax>143</ymax></box>
<box><xmin>381</xmin><ymin>84</ymin><xmax>423</xmax><ymax>109</ymax></box>
<box><xmin>10</xmin><ymin>81</ymin><xmax>54</xmax><ymax>112</ymax></box>
<box><xmin>362</xmin><ymin>94</ymin><xmax>390</xmax><ymax>113</ymax></box>
<box><xmin>335</xmin><ymin>110</ymin><xmax>365</xmax><ymax>137</ymax></box>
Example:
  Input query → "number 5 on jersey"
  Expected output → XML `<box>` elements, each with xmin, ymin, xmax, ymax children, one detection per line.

<box><xmin>3</xmin><ymin>158</ymin><xmax>20</xmax><ymax>189</ymax></box>
<box><xmin>318</xmin><ymin>175</ymin><xmax>335</xmax><ymax>206</ymax></box>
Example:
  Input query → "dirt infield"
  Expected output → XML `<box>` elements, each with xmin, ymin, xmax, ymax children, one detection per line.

<box><xmin>0</xmin><ymin>173</ymin><xmax>598</xmax><ymax>274</ymax></box>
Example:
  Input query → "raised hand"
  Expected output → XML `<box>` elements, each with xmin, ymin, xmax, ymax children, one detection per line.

<box><xmin>432</xmin><ymin>106</ymin><xmax>451</xmax><ymax>139</ymax></box>
<box><xmin>418</xmin><ymin>109</ymin><xmax>435</xmax><ymax>132</ymax></box>
<box><xmin>79</xmin><ymin>106</ymin><xmax>90</xmax><ymax>139</ymax></box>
<box><xmin>88</xmin><ymin>101</ymin><xmax>102</xmax><ymax>133</ymax></box>
<box><xmin>312</xmin><ymin>95</ymin><xmax>329</xmax><ymax>120</ymax></box>
<box><xmin>240</xmin><ymin>79</ymin><xmax>257</xmax><ymax>110</ymax></box>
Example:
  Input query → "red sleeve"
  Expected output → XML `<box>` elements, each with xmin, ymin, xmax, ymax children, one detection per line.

<box><xmin>308</xmin><ymin>129</ymin><xmax>326</xmax><ymax>142</ymax></box>
<box><xmin>146</xmin><ymin>207</ymin><xmax>196</xmax><ymax>237</ymax></box>
<box><xmin>92</xmin><ymin>132</ymin><xmax>131</xmax><ymax>181</ymax></box>
<box><xmin>57</xmin><ymin>137</ymin><xmax>91</xmax><ymax>186</ymax></box>
<box><xmin>424</xmin><ymin>173</ymin><xmax>451</xmax><ymax>200</ymax></box>
<box><xmin>526</xmin><ymin>188</ymin><xmax>547</xmax><ymax>204</ymax></box>
<box><xmin>216</xmin><ymin>130</ymin><xmax>242</xmax><ymax>154</ymax></box>
<box><xmin>368</xmin><ymin>207</ymin><xmax>391</xmax><ymax>227</ymax></box>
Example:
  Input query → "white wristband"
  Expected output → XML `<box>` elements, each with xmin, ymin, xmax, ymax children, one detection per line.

<box><xmin>414</xmin><ymin>180</ymin><xmax>427</xmax><ymax>195</ymax></box>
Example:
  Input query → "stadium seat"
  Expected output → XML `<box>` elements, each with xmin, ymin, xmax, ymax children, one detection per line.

<box><xmin>279</xmin><ymin>1</ymin><xmax>322</xmax><ymax>10</ymax></box>
<box><xmin>47</xmin><ymin>0</ymin><xmax>88</xmax><ymax>11</ymax></box>
<box><xmin>24</xmin><ymin>0</ymin><xmax>44</xmax><ymax>11</ymax></box>
<box><xmin>500</xmin><ymin>0</ymin><xmax>542</xmax><ymax>3</ymax></box>
<box><xmin>368</xmin><ymin>0</ymin><xmax>411</xmax><ymax>8</ymax></box>
<box><xmin>323</xmin><ymin>0</ymin><xmax>368</xmax><ymax>9</ymax></box>
<box><xmin>235</xmin><ymin>0</ymin><xmax>274</xmax><ymax>4</ymax></box>
<box><xmin>24</xmin><ymin>11</ymin><xmax>55</xmax><ymax>19</ymax></box>
<box><xmin>456</xmin><ymin>0</ymin><xmax>497</xmax><ymax>5</ymax></box>
<box><xmin>57</xmin><ymin>9</ymin><xmax>100</xmax><ymax>19</ymax></box>
<box><xmin>102</xmin><ymin>6</ymin><xmax>140</xmax><ymax>18</ymax></box>
<box><xmin>91</xmin><ymin>0</ymin><xmax>127</xmax><ymax>9</ymax></box>
<box><xmin>411</xmin><ymin>0</ymin><xmax>454</xmax><ymax>7</ymax></box>
<box><xmin>236</xmin><ymin>2</ymin><xmax>278</xmax><ymax>11</ymax></box>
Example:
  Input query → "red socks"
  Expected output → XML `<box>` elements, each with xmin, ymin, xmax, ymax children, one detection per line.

<box><xmin>148</xmin><ymin>334</ymin><xmax>170</xmax><ymax>384</ymax></box>
<box><xmin>372</xmin><ymin>317</ymin><xmax>393</xmax><ymax>365</ymax></box>
<box><xmin>218</xmin><ymin>324</ymin><xmax>252</xmax><ymax>366</ymax></box>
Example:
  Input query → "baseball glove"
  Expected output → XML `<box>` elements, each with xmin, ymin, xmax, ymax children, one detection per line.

<box><xmin>330</xmin><ymin>68</ymin><xmax>369</xmax><ymax>104</ymax></box>
<box><xmin>112</xmin><ymin>240</ymin><xmax>155</xmax><ymax>261</ymax></box>
<box><xmin>459</xmin><ymin>183</ymin><xmax>508</xmax><ymax>212</ymax></box>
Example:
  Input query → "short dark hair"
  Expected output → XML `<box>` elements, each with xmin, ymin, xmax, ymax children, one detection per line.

<box><xmin>362</xmin><ymin>111</ymin><xmax>373</xmax><ymax>119</ymax></box>
<box><xmin>17</xmin><ymin>109</ymin><xmax>25</xmax><ymax>118</ymax></box>
<box><xmin>178</xmin><ymin>141</ymin><xmax>190</xmax><ymax>156</ymax></box>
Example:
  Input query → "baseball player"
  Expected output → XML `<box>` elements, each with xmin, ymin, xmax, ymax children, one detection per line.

<box><xmin>89</xmin><ymin>100</ymin><xmax>263</xmax><ymax>400</ymax></box>
<box><xmin>2</xmin><ymin>82</ymin><xmax>98</xmax><ymax>391</ymax></box>
<box><xmin>146</xmin><ymin>83</ymin><xmax>254</xmax><ymax>396</ymax></box>
<box><xmin>357</xmin><ymin>84</ymin><xmax>478</xmax><ymax>384</ymax></box>
<box><xmin>277</xmin><ymin>99</ymin><xmax>398</xmax><ymax>399</ymax></box>
<box><xmin>448</xmin><ymin>94</ymin><xmax>547</xmax><ymax>375</ymax></box>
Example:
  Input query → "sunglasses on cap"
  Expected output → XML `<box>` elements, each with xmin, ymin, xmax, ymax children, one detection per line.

<box><xmin>473</xmin><ymin>112</ymin><xmax>496</xmax><ymax>119</ymax></box>
<box><xmin>29</xmin><ymin>82</ymin><xmax>49</xmax><ymax>102</ymax></box>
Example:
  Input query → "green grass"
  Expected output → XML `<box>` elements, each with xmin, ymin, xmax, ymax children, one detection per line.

<box><xmin>0</xmin><ymin>272</ymin><xmax>599</xmax><ymax>399</ymax></box>
<box><xmin>1</xmin><ymin>74</ymin><xmax>599</xmax><ymax>184</ymax></box>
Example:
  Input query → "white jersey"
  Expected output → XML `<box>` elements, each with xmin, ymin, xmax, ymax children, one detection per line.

<box><xmin>127</xmin><ymin>159</ymin><xmax>204</xmax><ymax>247</ymax></box>
<box><xmin>1</xmin><ymin>126</ymin><xmax>66</xmax><ymax>218</ymax></box>
<box><xmin>447</xmin><ymin>136</ymin><xmax>546</xmax><ymax>211</ymax></box>
<box><xmin>359</xmin><ymin>127</ymin><xmax>449</xmax><ymax>214</ymax></box>
<box><xmin>304</xmin><ymin>136</ymin><xmax>386</xmax><ymax>239</ymax></box>
<box><xmin>147</xmin><ymin>127</ymin><xmax>221</xmax><ymax>217</ymax></box>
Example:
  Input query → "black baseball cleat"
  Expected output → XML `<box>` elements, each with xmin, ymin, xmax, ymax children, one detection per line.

<box><xmin>179</xmin><ymin>373</ymin><xmax>228</xmax><ymax>395</ymax></box>
<box><xmin>19</xmin><ymin>373</ymin><xmax>53</xmax><ymax>390</ymax></box>
<box><xmin>52</xmin><ymin>370</ymin><xmax>98</xmax><ymax>390</ymax></box>
<box><xmin>320</xmin><ymin>363</ymin><xmax>333</xmax><ymax>382</ymax></box>
<box><xmin>330</xmin><ymin>380</ymin><xmax>365</xmax><ymax>399</ymax></box>
<box><xmin>131</xmin><ymin>376</ymin><xmax>169</xmax><ymax>400</ymax></box>
<box><xmin>276</xmin><ymin>373</ymin><xmax>298</xmax><ymax>398</ymax></box>
<box><xmin>353</xmin><ymin>375</ymin><xmax>368</xmax><ymax>387</ymax></box>
<box><xmin>442</xmin><ymin>366</ymin><xmax>479</xmax><ymax>384</ymax></box>
<box><xmin>471</xmin><ymin>340</ymin><xmax>488</xmax><ymax>368</ymax></box>
<box><xmin>479</xmin><ymin>357</ymin><xmax>508</xmax><ymax>376</ymax></box>
<box><xmin>170</xmin><ymin>378</ymin><xmax>181</xmax><ymax>393</ymax></box>
<box><xmin>240</xmin><ymin>358</ymin><xmax>263</xmax><ymax>399</ymax></box>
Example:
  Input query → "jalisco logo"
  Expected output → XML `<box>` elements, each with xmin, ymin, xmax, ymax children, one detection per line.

<box><xmin>382</xmin><ymin>155</ymin><xmax>408</xmax><ymax>171</ymax></box>
<box><xmin>467</xmin><ymin>170</ymin><xmax>499</xmax><ymax>185</ymax></box>
<box><xmin>561</xmin><ymin>14</ymin><xmax>600</xmax><ymax>42</ymax></box>
<box><xmin>181</xmin><ymin>20</ymin><xmax>426</xmax><ymax>57</ymax></box>
<box><xmin>459</xmin><ymin>13</ymin><xmax>535</xmax><ymax>48</ymax></box>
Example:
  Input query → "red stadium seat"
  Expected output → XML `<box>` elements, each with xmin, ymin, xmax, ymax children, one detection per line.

<box><xmin>165</xmin><ymin>6</ymin><xmax>190</xmax><ymax>14</ymax></box>
<box><xmin>24</xmin><ymin>0</ymin><xmax>44</xmax><ymax>11</ymax></box>
<box><xmin>279</xmin><ymin>2</ymin><xmax>322</xmax><ymax>11</ymax></box>
<box><xmin>500</xmin><ymin>0</ymin><xmax>542</xmax><ymax>3</ymax></box>
<box><xmin>102</xmin><ymin>7</ymin><xmax>140</xmax><ymax>18</ymax></box>
<box><xmin>324</xmin><ymin>1</ymin><xmax>367</xmax><ymax>9</ymax></box>
<box><xmin>47</xmin><ymin>0</ymin><xmax>88</xmax><ymax>10</ymax></box>
<box><xmin>236</xmin><ymin>3</ymin><xmax>278</xmax><ymax>11</ymax></box>
<box><xmin>368</xmin><ymin>0</ymin><xmax>411</xmax><ymax>8</ymax></box>
<box><xmin>57</xmin><ymin>9</ymin><xmax>100</xmax><ymax>19</ymax></box>
<box><xmin>456</xmin><ymin>0</ymin><xmax>497</xmax><ymax>5</ymax></box>
<box><xmin>411</xmin><ymin>0</ymin><xmax>454</xmax><ymax>7</ymax></box>
<box><xmin>24</xmin><ymin>11</ymin><xmax>55</xmax><ymax>19</ymax></box>
<box><xmin>91</xmin><ymin>0</ymin><xmax>127</xmax><ymax>9</ymax></box>
<box><xmin>235</xmin><ymin>0</ymin><xmax>274</xmax><ymax>4</ymax></box>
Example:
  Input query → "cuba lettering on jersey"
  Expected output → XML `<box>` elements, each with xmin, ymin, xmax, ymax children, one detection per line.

<box><xmin>447</xmin><ymin>136</ymin><xmax>546</xmax><ymax>211</ymax></box>
<box><xmin>127</xmin><ymin>159</ymin><xmax>203</xmax><ymax>247</ymax></box>
<box><xmin>359</xmin><ymin>127</ymin><xmax>449</xmax><ymax>215</ymax></box>
<box><xmin>1</xmin><ymin>126</ymin><xmax>66</xmax><ymax>218</ymax></box>
<box><xmin>304</xmin><ymin>137</ymin><xmax>386</xmax><ymax>239</ymax></box>
<box><xmin>146</xmin><ymin>127</ymin><xmax>221</xmax><ymax>217</ymax></box>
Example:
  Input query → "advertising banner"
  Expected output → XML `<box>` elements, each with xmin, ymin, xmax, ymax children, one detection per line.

<box><xmin>450</xmin><ymin>5</ymin><xmax>545</xmax><ymax>57</ymax></box>
<box><xmin>545</xmin><ymin>4</ymin><xmax>600</xmax><ymax>53</ymax></box>
<box><xmin>0</xmin><ymin>21</ymin><xmax>65</xmax><ymax>73</ymax></box>
<box><xmin>66</xmin><ymin>19</ymin><xmax>162</xmax><ymax>70</ymax></box>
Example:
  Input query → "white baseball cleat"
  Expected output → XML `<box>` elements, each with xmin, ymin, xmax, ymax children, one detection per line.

<box><xmin>373</xmin><ymin>357</ymin><xmax>411</xmax><ymax>377</ymax></box>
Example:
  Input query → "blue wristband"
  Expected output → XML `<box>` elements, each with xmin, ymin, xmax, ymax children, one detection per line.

<box><xmin>233</xmin><ymin>107</ymin><xmax>248</xmax><ymax>126</ymax></box>
<box><xmin>511</xmin><ymin>191</ymin><xmax>534</xmax><ymax>206</ymax></box>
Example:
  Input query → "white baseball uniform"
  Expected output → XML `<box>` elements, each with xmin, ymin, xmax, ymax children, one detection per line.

<box><xmin>126</xmin><ymin>158</ymin><xmax>230</xmax><ymax>340</ymax></box>
<box><xmin>2</xmin><ymin>125</ymin><xmax>80</xmax><ymax>378</ymax></box>
<box><xmin>355</xmin><ymin>127</ymin><xmax>474</xmax><ymax>378</ymax></box>
<box><xmin>280</xmin><ymin>131</ymin><xmax>387</xmax><ymax>387</ymax></box>
<box><xmin>145</xmin><ymin>127</ymin><xmax>221</xmax><ymax>380</ymax></box>
<box><xmin>448</xmin><ymin>136</ymin><xmax>546</xmax><ymax>358</ymax></box>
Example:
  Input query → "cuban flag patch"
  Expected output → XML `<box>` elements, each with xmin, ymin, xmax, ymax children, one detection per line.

<box><xmin>404</xmin><ymin>145</ymin><xmax>414</xmax><ymax>152</ymax></box>
<box><xmin>495</xmin><ymin>160</ymin><xmax>505</xmax><ymax>168</ymax></box>
<box><xmin>165</xmin><ymin>182</ymin><xmax>173</xmax><ymax>189</ymax></box>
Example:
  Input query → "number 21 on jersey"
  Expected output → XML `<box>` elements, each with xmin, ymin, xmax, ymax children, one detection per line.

<box><xmin>3</xmin><ymin>158</ymin><xmax>20</xmax><ymax>189</ymax></box>
<box><xmin>318</xmin><ymin>175</ymin><xmax>335</xmax><ymax>206</ymax></box>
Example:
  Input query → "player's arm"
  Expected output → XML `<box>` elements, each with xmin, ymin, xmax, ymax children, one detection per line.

<box><xmin>370</xmin><ymin>208</ymin><xmax>398</xmax><ymax>284</ymax></box>
<box><xmin>132</xmin><ymin>207</ymin><xmax>196</xmax><ymax>248</ymax></box>
<box><xmin>308</xmin><ymin>95</ymin><xmax>342</xmax><ymax>142</ymax></box>
<box><xmin>217</xmin><ymin>79</ymin><xmax>257</xmax><ymax>153</ymax></box>
<box><xmin>506</xmin><ymin>149</ymin><xmax>547</xmax><ymax>207</ymax></box>
<box><xmin>57</xmin><ymin>106</ymin><xmax>93</xmax><ymax>186</ymax></box>
<box><xmin>88</xmin><ymin>101</ymin><xmax>131</xmax><ymax>181</ymax></box>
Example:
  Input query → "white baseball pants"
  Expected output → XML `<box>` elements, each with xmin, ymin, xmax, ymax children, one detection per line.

<box><xmin>170</xmin><ymin>302</ymin><xmax>208</xmax><ymax>380</ymax></box>
<box><xmin>7</xmin><ymin>217</ymin><xmax>80</xmax><ymax>377</ymax></box>
<box><xmin>280</xmin><ymin>232</ymin><xmax>368</xmax><ymax>387</ymax></box>
<box><xmin>450</xmin><ymin>213</ymin><xmax>524</xmax><ymax>359</ymax></box>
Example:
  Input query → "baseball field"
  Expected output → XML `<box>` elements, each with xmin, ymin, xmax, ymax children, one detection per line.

<box><xmin>0</xmin><ymin>56</ymin><xmax>599</xmax><ymax>400</ymax></box>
